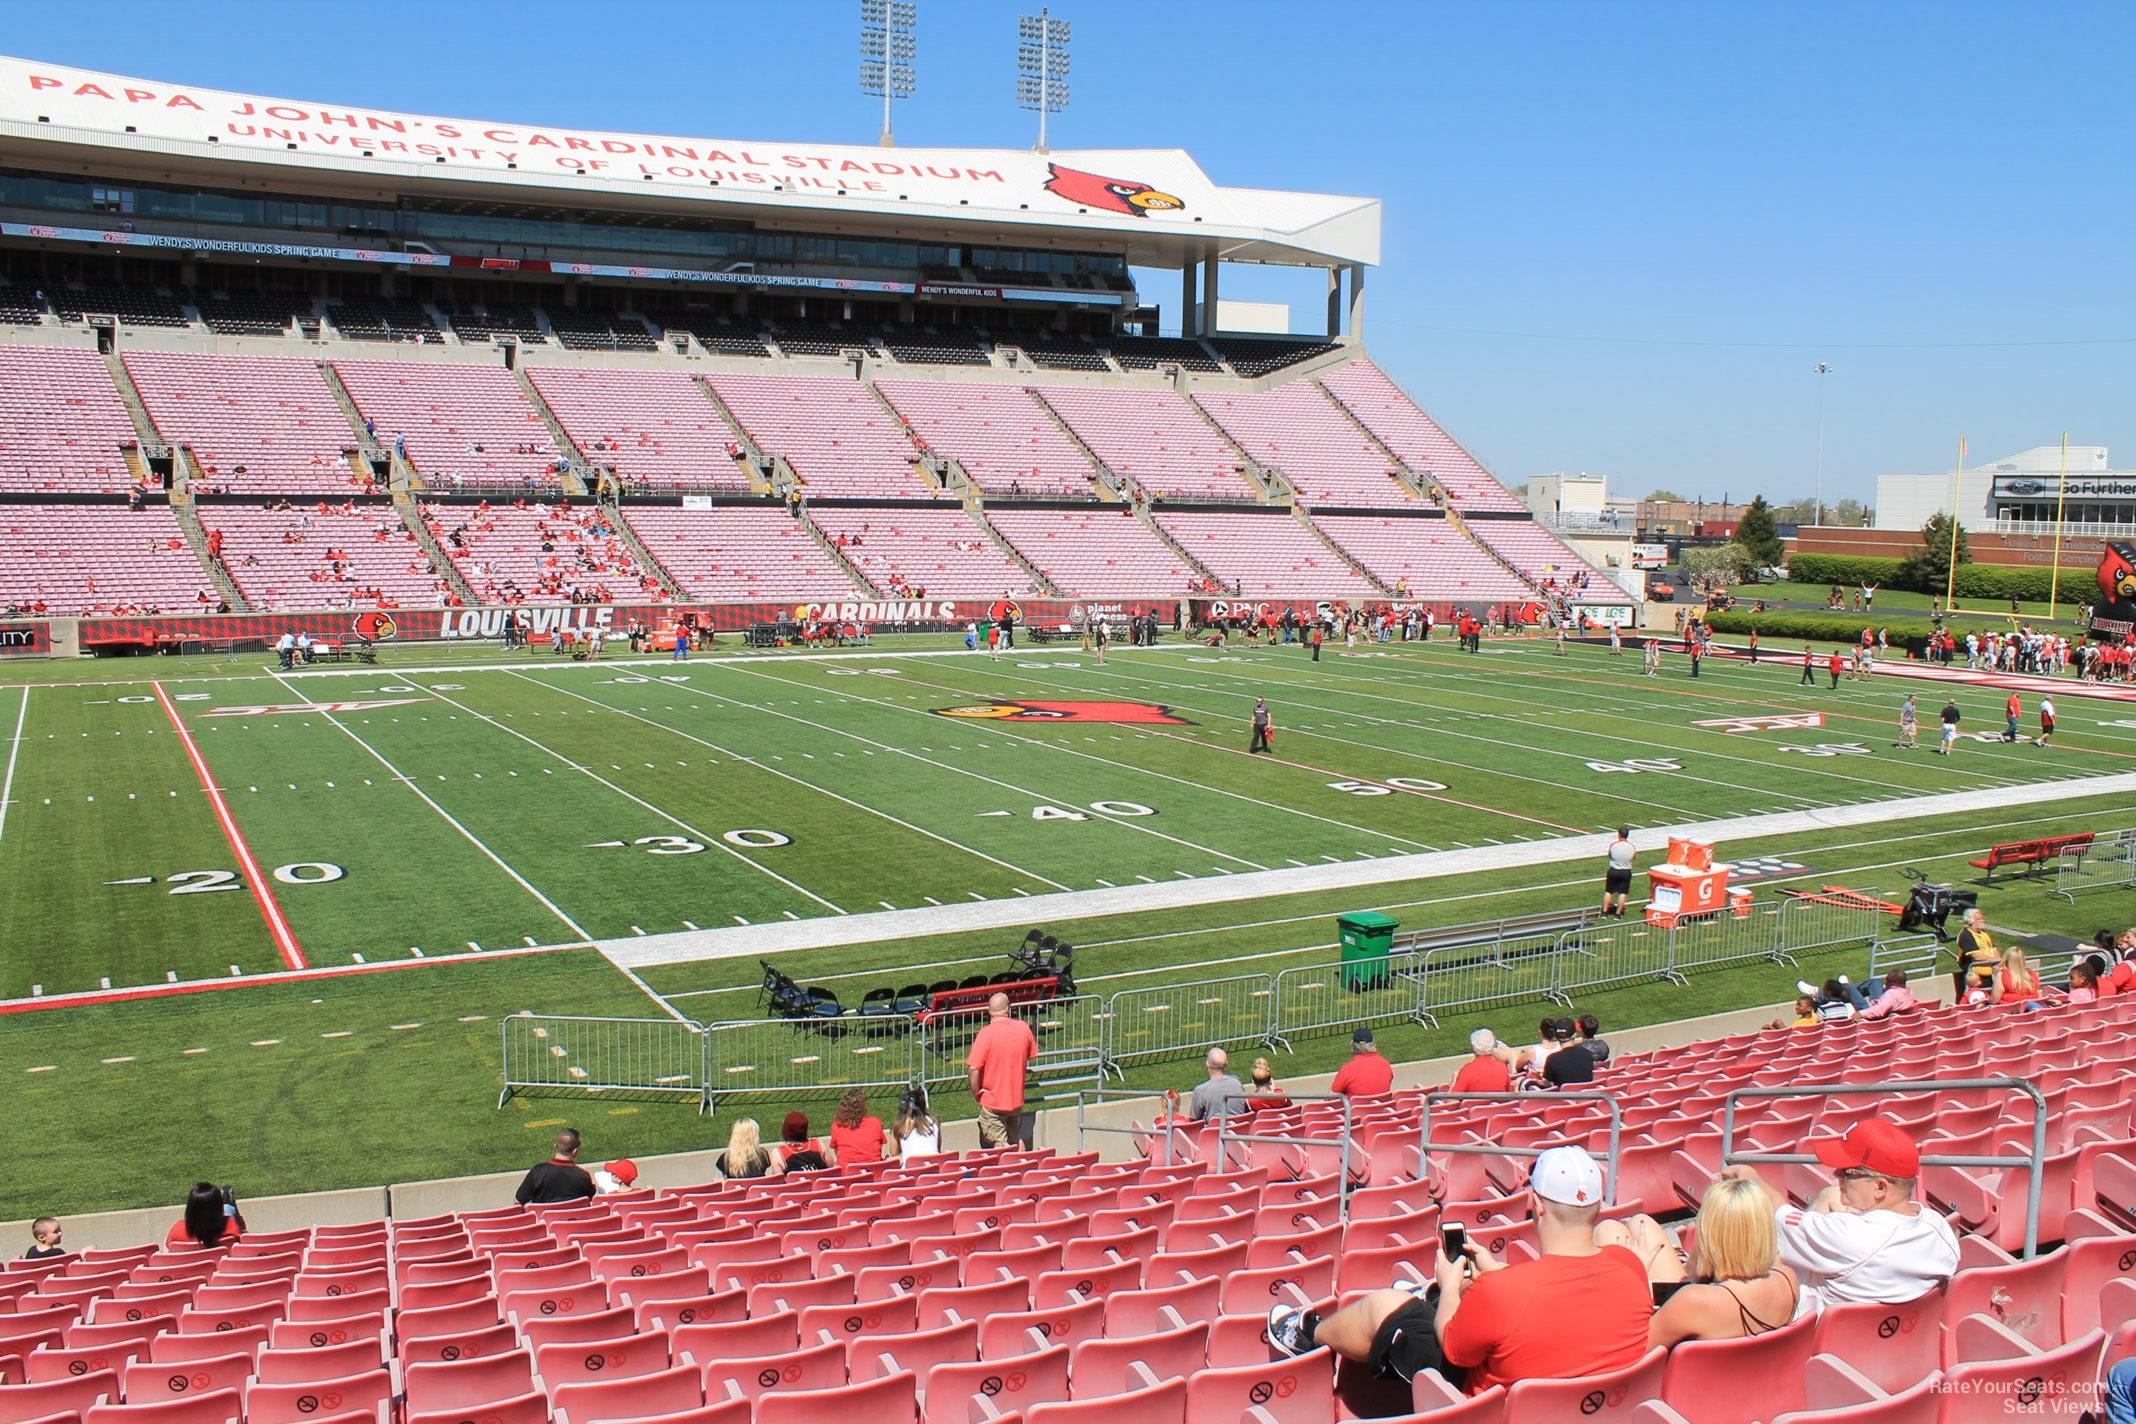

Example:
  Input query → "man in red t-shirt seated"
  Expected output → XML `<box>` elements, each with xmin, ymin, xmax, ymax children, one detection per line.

<box><xmin>1269</xmin><ymin>1147</ymin><xmax>1651</xmax><ymax>1393</ymax></box>
<box><xmin>1451</xmin><ymin>1029</ymin><xmax>1511</xmax><ymax>1094</ymax></box>
<box><xmin>1329</xmin><ymin>1026</ymin><xmax>1395</xmax><ymax>1098</ymax></box>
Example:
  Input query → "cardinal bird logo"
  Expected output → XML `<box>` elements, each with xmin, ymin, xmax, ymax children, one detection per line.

<box><xmin>2098</xmin><ymin>542</ymin><xmax>2136</xmax><ymax>604</ymax></box>
<box><xmin>351</xmin><ymin>611</ymin><xmax>398</xmax><ymax>641</ymax></box>
<box><xmin>933</xmin><ymin>700</ymin><xmax>1190</xmax><ymax>725</ymax></box>
<box><xmin>1042</xmin><ymin>163</ymin><xmax>1184</xmax><ymax>218</ymax></box>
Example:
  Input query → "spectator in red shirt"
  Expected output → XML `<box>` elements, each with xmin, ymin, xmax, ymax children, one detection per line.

<box><xmin>966</xmin><ymin>993</ymin><xmax>1038</xmax><ymax>1148</ymax></box>
<box><xmin>1827</xmin><ymin>651</ymin><xmax>1846</xmax><ymax>688</ymax></box>
<box><xmin>167</xmin><ymin>1183</ymin><xmax>246</xmax><ymax>1250</ymax></box>
<box><xmin>1330</xmin><ymin>1027</ymin><xmax>1395</xmax><ymax>1098</ymax></box>
<box><xmin>1269</xmin><ymin>1147</ymin><xmax>1650</xmax><ymax>1392</ymax></box>
<box><xmin>1451</xmin><ymin>1030</ymin><xmax>1511</xmax><ymax>1095</ymax></box>
<box><xmin>828</xmin><ymin>1089</ymin><xmax>888</xmax><ymax>1166</ymax></box>
<box><xmin>2102</xmin><ymin>933</ymin><xmax>2136</xmax><ymax>997</ymax></box>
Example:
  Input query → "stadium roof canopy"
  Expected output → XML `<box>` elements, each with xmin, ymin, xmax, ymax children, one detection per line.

<box><xmin>0</xmin><ymin>57</ymin><xmax>1380</xmax><ymax>271</ymax></box>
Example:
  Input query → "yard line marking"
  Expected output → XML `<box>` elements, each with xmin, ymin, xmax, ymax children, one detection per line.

<box><xmin>265</xmin><ymin>671</ymin><xmax>589</xmax><ymax>943</ymax></box>
<box><xmin>695</xmin><ymin>666</ymin><xmax>1269</xmax><ymax>871</ymax></box>
<box><xmin>153</xmin><ymin>682</ymin><xmax>306</xmax><ymax>970</ymax></box>
<box><xmin>102</xmin><ymin>1056</ymin><xmax>134</xmax><ymax>1064</ymax></box>
<box><xmin>598</xmin><ymin>770</ymin><xmax>2136</xmax><ymax>970</ymax></box>
<box><xmin>411</xmin><ymin>676</ymin><xmax>845</xmax><ymax>916</ymax></box>
<box><xmin>510</xmin><ymin>672</ymin><xmax>1069</xmax><ymax>892</ymax></box>
<box><xmin>321</xmin><ymin>1032</ymin><xmax>352</xmax><ymax>1040</ymax></box>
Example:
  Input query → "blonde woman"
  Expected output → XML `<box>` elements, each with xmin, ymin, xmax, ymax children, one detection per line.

<box><xmin>1999</xmin><ymin>947</ymin><xmax>2045</xmax><ymax>1013</ymax></box>
<box><xmin>717</xmin><ymin>1118</ymin><xmax>780</xmax><ymax>1180</ymax></box>
<box><xmin>1597</xmin><ymin>1178</ymin><xmax>1798</xmax><ymax>1344</ymax></box>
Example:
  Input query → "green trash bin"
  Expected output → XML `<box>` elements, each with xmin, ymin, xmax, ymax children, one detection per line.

<box><xmin>1338</xmin><ymin>911</ymin><xmax>1400</xmax><ymax>992</ymax></box>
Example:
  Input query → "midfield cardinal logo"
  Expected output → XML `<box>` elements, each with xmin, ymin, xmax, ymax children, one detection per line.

<box><xmin>933</xmin><ymin>700</ymin><xmax>1189</xmax><ymax>725</ymax></box>
<box><xmin>350</xmin><ymin>611</ymin><xmax>398</xmax><ymax>641</ymax></box>
<box><xmin>1042</xmin><ymin>163</ymin><xmax>1184</xmax><ymax>218</ymax></box>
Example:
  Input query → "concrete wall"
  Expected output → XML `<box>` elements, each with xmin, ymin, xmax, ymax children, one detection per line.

<box><xmin>2</xmin><ymin>985</ymin><xmax>1953</xmax><ymax>1255</ymax></box>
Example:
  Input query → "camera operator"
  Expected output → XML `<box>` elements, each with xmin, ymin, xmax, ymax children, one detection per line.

<box><xmin>168</xmin><ymin>1182</ymin><xmax>246</xmax><ymax>1249</ymax></box>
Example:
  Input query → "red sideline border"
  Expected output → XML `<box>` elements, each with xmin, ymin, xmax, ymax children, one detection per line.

<box><xmin>0</xmin><ymin>942</ymin><xmax>583</xmax><ymax>1016</ymax></box>
<box><xmin>153</xmin><ymin>680</ymin><xmax>307</xmax><ymax>969</ymax></box>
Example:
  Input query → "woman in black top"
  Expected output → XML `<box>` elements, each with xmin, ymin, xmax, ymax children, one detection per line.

<box><xmin>717</xmin><ymin>1118</ymin><xmax>779</xmax><ymax>1180</ymax></box>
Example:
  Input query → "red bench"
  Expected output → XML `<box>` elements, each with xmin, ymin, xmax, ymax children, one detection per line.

<box><xmin>912</xmin><ymin>975</ymin><xmax>1062</xmax><ymax>1027</ymax></box>
<box><xmin>1968</xmin><ymin>832</ymin><xmax>2094</xmax><ymax>883</ymax></box>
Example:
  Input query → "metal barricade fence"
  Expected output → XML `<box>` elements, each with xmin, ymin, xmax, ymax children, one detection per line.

<box><xmin>1216</xmin><ymin>1092</ymin><xmax>1358</xmax><ymax>1218</ymax></box>
<box><xmin>917</xmin><ymin>995</ymin><xmax>1109</xmax><ymax>1093</ymax></box>
<box><xmin>1272</xmin><ymin>957</ymin><xmax>1425</xmax><ymax>1045</ymax></box>
<box><xmin>1553</xmin><ymin>916</ymin><xmax>1679</xmax><ymax>997</ymax></box>
<box><xmin>702</xmin><ymin>1015</ymin><xmax>915</xmax><ymax>1109</ymax></box>
<box><xmin>498</xmin><ymin>1012</ymin><xmax>709</xmax><ymax>1112</ymax></box>
<box><xmin>1416</xmin><ymin>932</ymin><xmax>1557</xmax><ymax>1027</ymax></box>
<box><xmin>1419</xmin><ymin>1090</ymin><xmax>1624</xmax><ymax>1200</ymax></box>
<box><xmin>1722</xmin><ymin>1078</ymin><xmax>2048</xmax><ymax>1257</ymax></box>
<box><xmin>1101</xmin><ymin>973</ymin><xmax>1278</xmax><ymax>1068</ymax></box>
<box><xmin>1867</xmin><ymin>934</ymin><xmax>1943</xmax><ymax>988</ymax></box>
<box><xmin>2054</xmin><ymin>829</ymin><xmax>2136</xmax><ymax>902</ymax></box>
<box><xmin>1777</xmin><ymin>890</ymin><xmax>1885</xmax><ymax>959</ymax></box>
<box><xmin>1665</xmin><ymin>899</ymin><xmax>1786</xmax><ymax>978</ymax></box>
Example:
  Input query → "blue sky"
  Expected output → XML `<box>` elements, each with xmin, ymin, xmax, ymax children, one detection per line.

<box><xmin>10</xmin><ymin>1</ymin><xmax>2131</xmax><ymax>503</ymax></box>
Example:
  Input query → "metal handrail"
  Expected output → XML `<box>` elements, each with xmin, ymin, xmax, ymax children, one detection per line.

<box><xmin>1720</xmin><ymin>1077</ymin><xmax>2048</xmax><ymax>1258</ymax></box>
<box><xmin>1217</xmin><ymin>1091</ymin><xmax>1357</xmax><ymax>1219</ymax></box>
<box><xmin>1418</xmin><ymin>1090</ymin><xmax>1624</xmax><ymax>1200</ymax></box>
<box><xmin>1073</xmin><ymin>1088</ymin><xmax>1179</xmax><ymax>1168</ymax></box>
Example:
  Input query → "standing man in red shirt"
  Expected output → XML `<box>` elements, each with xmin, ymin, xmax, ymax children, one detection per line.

<box><xmin>1330</xmin><ymin>1027</ymin><xmax>1395</xmax><ymax>1098</ymax></box>
<box><xmin>1799</xmin><ymin>645</ymin><xmax>1816</xmax><ymax>686</ymax></box>
<box><xmin>1827</xmin><ymin>650</ymin><xmax>1846</xmax><ymax>688</ymax></box>
<box><xmin>965</xmin><ymin>993</ymin><xmax>1037</xmax><ymax>1149</ymax></box>
<box><xmin>2004</xmin><ymin>690</ymin><xmax>2023</xmax><ymax>743</ymax></box>
<box><xmin>1268</xmin><ymin>1146</ymin><xmax>1651</xmax><ymax>1392</ymax></box>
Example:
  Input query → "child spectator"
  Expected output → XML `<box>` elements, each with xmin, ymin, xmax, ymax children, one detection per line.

<box><xmin>2067</xmin><ymin>964</ymin><xmax>2100</xmax><ymax>1005</ymax></box>
<box><xmin>22</xmin><ymin>1217</ymin><xmax>64</xmax><ymax>1261</ymax></box>
<box><xmin>168</xmin><ymin>1184</ymin><xmax>245</xmax><ymax>1249</ymax></box>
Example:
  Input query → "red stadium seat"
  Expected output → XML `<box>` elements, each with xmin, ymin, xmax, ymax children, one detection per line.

<box><xmin>84</xmin><ymin>1388</ymin><xmax>244</xmax><ymax>1424</ymax></box>
<box><xmin>25</xmin><ymin>1345</ymin><xmax>146</xmax><ymax>1383</ymax></box>
<box><xmin>1024</xmin><ymin>1374</ymin><xmax>1185</xmax><ymax>1422</ymax></box>
<box><xmin>754</xmin><ymin>1370</ymin><xmax>917</xmax><ymax>1424</ymax></box>
<box><xmin>0</xmin><ymin>1372</ymin><xmax>119</xmax><ymax>1423</ymax></box>
<box><xmin>596</xmin><ymin>1403</ymin><xmax>749</xmax><ymax>1424</ymax></box>
<box><xmin>252</xmin><ymin>1338</ymin><xmax>385</xmax><ymax>1384</ymax></box>
<box><xmin>917</xmin><ymin>1278</ymin><xmax>1029</xmax><ymax>1329</ymax></box>
<box><xmin>978</xmin><ymin>1299</ymin><xmax>1105</xmax><ymax>1361</ymax></box>
<box><xmin>243</xmin><ymin>1369</ymin><xmax>392</xmax><ymax>1424</ymax></box>
<box><xmin>266</xmin><ymin>1315</ymin><xmax>385</xmax><ymax>1353</ymax></box>
<box><xmin>284</xmin><ymin>1292</ymin><xmax>387</xmax><ymax>1324</ymax></box>
<box><xmin>518</xmin><ymin>1305</ymin><xmax>635</xmax><ymax>1349</ymax></box>
<box><xmin>1809</xmin><ymin>1290</ymin><xmax>1946</xmax><ymax>1395</ymax></box>
<box><xmin>394</xmin><ymin>1323</ymin><xmax>518</xmax><ymax>1367</ymax></box>
<box><xmin>671</xmin><ymin>1310</ymin><xmax>800</xmax><ymax>1364</ymax></box>
<box><xmin>402</xmin><ymin>1350</ymin><xmax>535</xmax><ymax>1418</ymax></box>
<box><xmin>551</xmin><ymin>1362</ymin><xmax>704</xmax><ymax>1424</ymax></box>
<box><xmin>1938</xmin><ymin>1318</ymin><xmax>2105</xmax><ymax>1421</ymax></box>
<box><xmin>1068</xmin><ymin>1322</ymin><xmax>1208</xmax><ymax>1398</ymax></box>
<box><xmin>405</xmin><ymin>1391</ymin><xmax>548</xmax><ymax>1424</ymax></box>
<box><xmin>532</xmin><ymin>1331</ymin><xmax>673</xmax><ymax>1387</ymax></box>
<box><xmin>393</xmin><ymin>1300</ymin><xmax>502</xmax><ymax>1343</ymax></box>
<box><xmin>922</xmin><ymin>1343</ymin><xmax>1068</xmax><ymax>1424</ymax></box>
<box><xmin>1501</xmin><ymin>1347</ymin><xmax>1667</xmax><ymax>1422</ymax></box>
<box><xmin>1182</xmin><ymin>1354</ymin><xmax>1333</xmax><ymax>1424</ymax></box>
<box><xmin>1660</xmin><ymin>1313</ymin><xmax>1817</xmax><ymax>1423</ymax></box>
<box><xmin>698</xmin><ymin>1338</ymin><xmax>844</xmax><ymax>1408</ymax></box>
<box><xmin>117</xmin><ymin>1354</ymin><xmax>252</xmax><ymax>1406</ymax></box>
<box><xmin>801</xmin><ymin>1295</ymin><xmax>918</xmax><ymax>1346</ymax></box>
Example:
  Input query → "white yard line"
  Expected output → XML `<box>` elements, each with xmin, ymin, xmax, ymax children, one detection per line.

<box><xmin>645</xmin><ymin>667</ymin><xmax>1271</xmax><ymax>871</ymax></box>
<box><xmin>403</xmin><ymin>675</ymin><xmax>846</xmax><ymax>914</ymax></box>
<box><xmin>0</xmin><ymin>685</ymin><xmax>25</xmax><ymax>850</ymax></box>
<box><xmin>266</xmin><ymin>671</ymin><xmax>591</xmax><ymax>942</ymax></box>
<box><xmin>601</xmin><ymin>768</ymin><xmax>2136</xmax><ymax>970</ymax></box>
<box><xmin>509</xmin><ymin>670</ymin><xmax>1072</xmax><ymax>892</ymax></box>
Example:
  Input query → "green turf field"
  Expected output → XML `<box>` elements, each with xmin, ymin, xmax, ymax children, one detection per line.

<box><xmin>4</xmin><ymin>631</ymin><xmax>2134</xmax><ymax>1216</ymax></box>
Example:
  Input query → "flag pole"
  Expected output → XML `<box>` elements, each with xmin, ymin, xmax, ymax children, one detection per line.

<box><xmin>2048</xmin><ymin>432</ymin><xmax>2069</xmax><ymax>616</ymax></box>
<box><xmin>1945</xmin><ymin>436</ymin><xmax>1965</xmax><ymax>613</ymax></box>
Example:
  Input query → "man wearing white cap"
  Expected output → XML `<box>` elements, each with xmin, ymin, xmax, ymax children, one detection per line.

<box><xmin>1269</xmin><ymin>1146</ymin><xmax>1651</xmax><ymax>1394</ymax></box>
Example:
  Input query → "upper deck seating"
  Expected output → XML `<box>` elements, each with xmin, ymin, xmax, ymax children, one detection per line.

<box><xmin>1193</xmin><ymin>382</ymin><xmax>1413</xmax><ymax>508</ymax></box>
<box><xmin>875</xmin><ymin>381</ymin><xmax>1097</xmax><ymax>498</ymax></box>
<box><xmin>54</xmin><ymin>283</ymin><xmax>189</xmax><ymax>328</ymax></box>
<box><xmin>705</xmin><ymin>373</ymin><xmax>939</xmax><ymax>500</ymax></box>
<box><xmin>1209</xmin><ymin>337</ymin><xmax>1341</xmax><ymax>378</ymax></box>
<box><xmin>125</xmin><ymin>353</ymin><xmax>366</xmax><ymax>496</ymax></box>
<box><xmin>0</xmin><ymin>344</ymin><xmax>138</xmax><ymax>494</ymax></box>
<box><xmin>1106</xmin><ymin>335</ymin><xmax>1221</xmax><ymax>372</ymax></box>
<box><xmin>526</xmin><ymin>367</ymin><xmax>753</xmax><ymax>493</ymax></box>
<box><xmin>333</xmin><ymin>360</ymin><xmax>559</xmax><ymax>488</ymax></box>
<box><xmin>1317</xmin><ymin>360</ymin><xmax>1525</xmax><ymax>513</ymax></box>
<box><xmin>327</xmin><ymin>298</ymin><xmax>442</xmax><ymax>344</ymax></box>
<box><xmin>985</xmin><ymin>508</ymin><xmax>1194</xmax><ymax>597</ymax></box>
<box><xmin>1032</xmin><ymin>386</ymin><xmax>1257</xmax><ymax>503</ymax></box>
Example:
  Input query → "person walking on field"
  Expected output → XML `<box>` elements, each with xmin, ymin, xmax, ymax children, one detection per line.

<box><xmin>1608</xmin><ymin>622</ymin><xmax>1622</xmax><ymax>656</ymax></box>
<box><xmin>1249</xmin><ymin>697</ymin><xmax>1273</xmax><ymax>754</ymax></box>
<box><xmin>1896</xmin><ymin>694</ymin><xmax>1918</xmax><ymax>750</ymax></box>
<box><xmin>1747</xmin><ymin>627</ymin><xmax>1759</xmax><ymax>664</ymax></box>
<box><xmin>1828</xmin><ymin>649</ymin><xmax>1846</xmax><ymax>689</ymax></box>
<box><xmin>1093</xmin><ymin>615</ymin><xmax>1109</xmax><ymax>665</ymax></box>
<box><xmin>1800</xmin><ymin>645</ymin><xmax>1816</xmax><ymax>686</ymax></box>
<box><xmin>1603</xmin><ymin>827</ymin><xmax>1636</xmax><ymax>918</ymax></box>
<box><xmin>1309</xmin><ymin>621</ymin><xmax>1324</xmax><ymax>662</ymax></box>
<box><xmin>2037</xmin><ymin>695</ymin><xmax>2056</xmax><ymax>748</ymax></box>
<box><xmin>1938</xmin><ymin>697</ymin><xmax>1962</xmax><ymax>755</ymax></box>
<box><xmin>2004</xmin><ymin>690</ymin><xmax>2022</xmax><ymax>743</ymax></box>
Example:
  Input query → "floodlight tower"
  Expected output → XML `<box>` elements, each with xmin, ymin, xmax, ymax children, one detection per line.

<box><xmin>1018</xmin><ymin>9</ymin><xmax>1070</xmax><ymax>153</ymax></box>
<box><xmin>861</xmin><ymin>0</ymin><xmax>917</xmax><ymax>148</ymax></box>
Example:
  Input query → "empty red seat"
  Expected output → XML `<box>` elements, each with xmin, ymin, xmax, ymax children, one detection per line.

<box><xmin>118</xmin><ymin>1353</ymin><xmax>252</xmax><ymax>1405</ymax></box>
<box><xmin>243</xmin><ymin>1368</ymin><xmax>392</xmax><ymax>1424</ymax></box>
<box><xmin>698</xmin><ymin>1338</ymin><xmax>844</xmax><ymax>1408</ymax></box>
<box><xmin>0</xmin><ymin>1368</ymin><xmax>120</xmax><ymax>1423</ymax></box>
<box><xmin>552</xmin><ymin>1362</ymin><xmax>703</xmax><ymax>1424</ymax></box>
<box><xmin>754</xmin><ymin>1370</ymin><xmax>917</xmax><ymax>1424</ymax></box>
<box><xmin>402</xmin><ymin>1350</ymin><xmax>534</xmax><ymax>1418</ymax></box>
<box><xmin>84</xmin><ymin>1386</ymin><xmax>244</xmax><ymax>1424</ymax></box>
<box><xmin>533</xmin><ymin>1331</ymin><xmax>672</xmax><ymax>1387</ymax></box>
<box><xmin>406</xmin><ymin>1390</ymin><xmax>548</xmax><ymax>1424</ymax></box>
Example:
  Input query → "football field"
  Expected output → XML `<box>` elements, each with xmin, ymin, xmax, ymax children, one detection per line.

<box><xmin>5</xmin><ymin>633</ymin><xmax>2136</xmax><ymax>1002</ymax></box>
<box><xmin>7</xmin><ymin>631</ymin><xmax>2136</xmax><ymax>1215</ymax></box>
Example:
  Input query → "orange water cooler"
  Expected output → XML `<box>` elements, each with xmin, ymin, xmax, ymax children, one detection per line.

<box><xmin>1645</xmin><ymin>837</ymin><xmax>1746</xmax><ymax>928</ymax></box>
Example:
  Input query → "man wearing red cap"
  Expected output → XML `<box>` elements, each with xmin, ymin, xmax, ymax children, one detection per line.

<box><xmin>1721</xmin><ymin>1117</ymin><xmax>1958</xmax><ymax>1316</ymax></box>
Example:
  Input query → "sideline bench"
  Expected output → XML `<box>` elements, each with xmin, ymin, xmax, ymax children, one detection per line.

<box><xmin>1968</xmin><ymin>832</ymin><xmax>2094</xmax><ymax>883</ymax></box>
